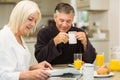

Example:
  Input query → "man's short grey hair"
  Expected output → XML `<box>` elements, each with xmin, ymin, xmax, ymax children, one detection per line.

<box><xmin>54</xmin><ymin>3</ymin><xmax>75</xmax><ymax>16</ymax></box>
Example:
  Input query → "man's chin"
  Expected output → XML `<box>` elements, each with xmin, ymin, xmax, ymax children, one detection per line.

<box><xmin>60</xmin><ymin>30</ymin><xmax>67</xmax><ymax>32</ymax></box>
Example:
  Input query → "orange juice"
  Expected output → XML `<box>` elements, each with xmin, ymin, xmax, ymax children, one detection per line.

<box><xmin>109</xmin><ymin>59</ymin><xmax>120</xmax><ymax>71</ymax></box>
<box><xmin>74</xmin><ymin>59</ymin><xmax>82</xmax><ymax>69</ymax></box>
<box><xmin>96</xmin><ymin>54</ymin><xmax>104</xmax><ymax>66</ymax></box>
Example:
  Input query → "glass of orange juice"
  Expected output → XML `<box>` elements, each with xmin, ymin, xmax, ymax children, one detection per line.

<box><xmin>109</xmin><ymin>59</ymin><xmax>120</xmax><ymax>71</ymax></box>
<box><xmin>96</xmin><ymin>52</ymin><xmax>104</xmax><ymax>67</ymax></box>
<box><xmin>109</xmin><ymin>52</ymin><xmax>120</xmax><ymax>71</ymax></box>
<box><xmin>74</xmin><ymin>53</ymin><xmax>82</xmax><ymax>70</ymax></box>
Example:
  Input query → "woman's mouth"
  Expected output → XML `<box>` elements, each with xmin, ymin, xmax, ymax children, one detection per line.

<box><xmin>26</xmin><ymin>26</ymin><xmax>31</xmax><ymax>30</ymax></box>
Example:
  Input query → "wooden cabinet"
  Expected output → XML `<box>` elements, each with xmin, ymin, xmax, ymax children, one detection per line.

<box><xmin>77</xmin><ymin>0</ymin><xmax>109</xmax><ymax>11</ymax></box>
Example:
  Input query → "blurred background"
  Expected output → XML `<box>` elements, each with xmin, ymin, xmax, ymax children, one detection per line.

<box><xmin>0</xmin><ymin>0</ymin><xmax>120</xmax><ymax>65</ymax></box>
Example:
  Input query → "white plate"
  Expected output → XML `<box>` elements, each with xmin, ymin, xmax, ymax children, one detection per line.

<box><xmin>94</xmin><ymin>71</ymin><xmax>114</xmax><ymax>78</ymax></box>
<box><xmin>46</xmin><ymin>68</ymin><xmax>80</xmax><ymax>77</ymax></box>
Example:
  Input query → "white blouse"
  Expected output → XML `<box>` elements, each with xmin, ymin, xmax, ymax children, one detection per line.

<box><xmin>0</xmin><ymin>25</ymin><xmax>31</xmax><ymax>80</ymax></box>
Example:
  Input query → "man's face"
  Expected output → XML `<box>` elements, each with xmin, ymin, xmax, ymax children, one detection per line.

<box><xmin>54</xmin><ymin>12</ymin><xmax>74</xmax><ymax>32</ymax></box>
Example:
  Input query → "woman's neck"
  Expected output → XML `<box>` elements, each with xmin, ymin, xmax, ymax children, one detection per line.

<box><xmin>15</xmin><ymin>33</ymin><xmax>24</xmax><ymax>48</ymax></box>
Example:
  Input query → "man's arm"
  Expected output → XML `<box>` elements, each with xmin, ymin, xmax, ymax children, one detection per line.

<box><xmin>75</xmin><ymin>29</ymin><xmax>96</xmax><ymax>63</ymax></box>
<box><xmin>82</xmin><ymin>39</ymin><xmax>97</xmax><ymax>63</ymax></box>
<box><xmin>35</xmin><ymin>30</ymin><xmax>62</xmax><ymax>63</ymax></box>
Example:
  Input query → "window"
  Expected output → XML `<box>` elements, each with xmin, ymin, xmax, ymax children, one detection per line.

<box><xmin>78</xmin><ymin>11</ymin><xmax>89</xmax><ymax>28</ymax></box>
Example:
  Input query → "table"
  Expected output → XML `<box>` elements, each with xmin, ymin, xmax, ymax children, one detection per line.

<box><xmin>48</xmin><ymin>64</ymin><xmax>120</xmax><ymax>80</ymax></box>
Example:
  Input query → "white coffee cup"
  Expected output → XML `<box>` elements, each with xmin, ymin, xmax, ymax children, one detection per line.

<box><xmin>83</xmin><ymin>63</ymin><xmax>94</xmax><ymax>80</ymax></box>
<box><xmin>68</xmin><ymin>31</ymin><xmax>77</xmax><ymax>44</ymax></box>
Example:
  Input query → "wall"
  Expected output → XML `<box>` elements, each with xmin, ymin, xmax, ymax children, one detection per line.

<box><xmin>108</xmin><ymin>0</ymin><xmax>120</xmax><ymax>48</ymax></box>
<box><xmin>33</xmin><ymin>0</ymin><xmax>60</xmax><ymax>27</ymax></box>
<box><xmin>89</xmin><ymin>0</ymin><xmax>120</xmax><ymax>62</ymax></box>
<box><xmin>0</xmin><ymin>0</ymin><xmax>60</xmax><ymax>28</ymax></box>
<box><xmin>89</xmin><ymin>11</ymin><xmax>109</xmax><ymax>30</ymax></box>
<box><xmin>0</xmin><ymin>3</ymin><xmax>15</xmax><ymax>29</ymax></box>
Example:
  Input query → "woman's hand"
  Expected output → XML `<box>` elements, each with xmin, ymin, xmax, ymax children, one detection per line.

<box><xmin>20</xmin><ymin>69</ymin><xmax>51</xmax><ymax>80</ymax></box>
<box><xmin>30</xmin><ymin>61</ymin><xmax>53</xmax><ymax>70</ymax></box>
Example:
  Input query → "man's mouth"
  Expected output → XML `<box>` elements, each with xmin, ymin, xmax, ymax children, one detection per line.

<box><xmin>60</xmin><ymin>28</ymin><xmax>67</xmax><ymax>32</ymax></box>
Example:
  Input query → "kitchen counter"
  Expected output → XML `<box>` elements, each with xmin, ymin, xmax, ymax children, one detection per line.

<box><xmin>89</xmin><ymin>38</ymin><xmax>109</xmax><ymax>41</ymax></box>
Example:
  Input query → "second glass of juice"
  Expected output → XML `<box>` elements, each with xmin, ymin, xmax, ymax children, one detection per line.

<box><xmin>96</xmin><ymin>52</ymin><xmax>104</xmax><ymax>67</ymax></box>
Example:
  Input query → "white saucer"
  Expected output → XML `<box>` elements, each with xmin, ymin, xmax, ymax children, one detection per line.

<box><xmin>94</xmin><ymin>71</ymin><xmax>114</xmax><ymax>78</ymax></box>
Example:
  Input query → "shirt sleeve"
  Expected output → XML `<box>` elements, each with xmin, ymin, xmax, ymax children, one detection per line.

<box><xmin>82</xmin><ymin>38</ymin><xmax>97</xmax><ymax>63</ymax></box>
<box><xmin>35</xmin><ymin>29</ymin><xmax>62</xmax><ymax>63</ymax></box>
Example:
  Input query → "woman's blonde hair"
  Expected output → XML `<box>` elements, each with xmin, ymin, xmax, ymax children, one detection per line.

<box><xmin>8</xmin><ymin>0</ymin><xmax>41</xmax><ymax>34</ymax></box>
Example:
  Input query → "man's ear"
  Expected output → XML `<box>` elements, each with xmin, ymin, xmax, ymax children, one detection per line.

<box><xmin>53</xmin><ymin>15</ymin><xmax>56</xmax><ymax>22</ymax></box>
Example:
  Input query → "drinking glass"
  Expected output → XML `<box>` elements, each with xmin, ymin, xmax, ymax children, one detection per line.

<box><xmin>74</xmin><ymin>53</ymin><xmax>82</xmax><ymax>69</ymax></box>
<box><xmin>96</xmin><ymin>52</ymin><xmax>104</xmax><ymax>67</ymax></box>
<box><xmin>109</xmin><ymin>50</ymin><xmax>120</xmax><ymax>71</ymax></box>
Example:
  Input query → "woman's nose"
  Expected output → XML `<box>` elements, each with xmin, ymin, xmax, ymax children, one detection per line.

<box><xmin>31</xmin><ymin>21</ymin><xmax>36</xmax><ymax>27</ymax></box>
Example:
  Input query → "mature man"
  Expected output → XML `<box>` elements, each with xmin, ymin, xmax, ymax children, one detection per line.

<box><xmin>35</xmin><ymin>3</ymin><xmax>96</xmax><ymax>65</ymax></box>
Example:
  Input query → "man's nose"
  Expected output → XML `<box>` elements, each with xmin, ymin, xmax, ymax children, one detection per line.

<box><xmin>62</xmin><ymin>22</ymin><xmax>68</xmax><ymax>26</ymax></box>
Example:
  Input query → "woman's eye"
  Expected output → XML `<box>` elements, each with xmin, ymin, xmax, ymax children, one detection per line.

<box><xmin>28</xmin><ymin>17</ymin><xmax>37</xmax><ymax>24</ymax></box>
<box><xmin>28</xmin><ymin>18</ymin><xmax>33</xmax><ymax>21</ymax></box>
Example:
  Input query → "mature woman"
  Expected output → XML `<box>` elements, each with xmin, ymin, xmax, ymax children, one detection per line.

<box><xmin>0</xmin><ymin>0</ymin><xmax>52</xmax><ymax>80</ymax></box>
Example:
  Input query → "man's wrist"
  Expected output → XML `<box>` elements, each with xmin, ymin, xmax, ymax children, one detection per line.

<box><xmin>83</xmin><ymin>42</ymin><xmax>87</xmax><ymax>51</ymax></box>
<box><xmin>53</xmin><ymin>37</ymin><xmax>58</xmax><ymax>46</ymax></box>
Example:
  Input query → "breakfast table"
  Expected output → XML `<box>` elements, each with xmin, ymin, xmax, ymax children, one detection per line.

<box><xmin>48</xmin><ymin>64</ymin><xmax>120</xmax><ymax>80</ymax></box>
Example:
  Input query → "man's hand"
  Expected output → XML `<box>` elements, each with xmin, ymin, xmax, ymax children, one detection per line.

<box><xmin>75</xmin><ymin>32</ymin><xmax>87</xmax><ymax>50</ymax></box>
<box><xmin>54</xmin><ymin>32</ymin><xmax>68</xmax><ymax>46</ymax></box>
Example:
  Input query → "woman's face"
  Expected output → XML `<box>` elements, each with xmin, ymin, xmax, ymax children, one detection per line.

<box><xmin>18</xmin><ymin>12</ymin><xmax>39</xmax><ymax>35</ymax></box>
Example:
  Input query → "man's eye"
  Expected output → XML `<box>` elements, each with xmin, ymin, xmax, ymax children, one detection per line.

<box><xmin>67</xmin><ymin>20</ymin><xmax>72</xmax><ymax>23</ymax></box>
<box><xmin>28</xmin><ymin>18</ymin><xmax>33</xmax><ymax>21</ymax></box>
<box><xmin>60</xmin><ymin>20</ymin><xmax>64</xmax><ymax>22</ymax></box>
